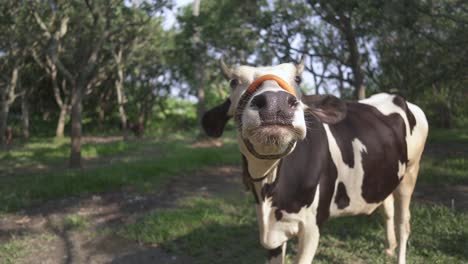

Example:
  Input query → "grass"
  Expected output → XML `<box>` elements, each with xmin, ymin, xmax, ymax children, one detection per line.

<box><xmin>419</xmin><ymin>155</ymin><xmax>468</xmax><ymax>185</ymax></box>
<box><xmin>0</xmin><ymin>236</ymin><xmax>29</xmax><ymax>264</ymax></box>
<box><xmin>64</xmin><ymin>214</ymin><xmax>90</xmax><ymax>230</ymax></box>
<box><xmin>419</xmin><ymin>126</ymin><xmax>468</xmax><ymax>186</ymax></box>
<box><xmin>0</xmin><ymin>137</ymin><xmax>146</xmax><ymax>169</ymax></box>
<box><xmin>0</xmin><ymin>233</ymin><xmax>56</xmax><ymax>264</ymax></box>
<box><xmin>0</xmin><ymin>127</ymin><xmax>467</xmax><ymax>263</ymax></box>
<box><xmin>428</xmin><ymin>127</ymin><xmax>468</xmax><ymax>144</ymax></box>
<box><xmin>121</xmin><ymin>194</ymin><xmax>468</xmax><ymax>264</ymax></box>
<box><xmin>0</xmin><ymin>135</ymin><xmax>240</xmax><ymax>213</ymax></box>
<box><xmin>121</xmin><ymin>196</ymin><xmax>264</xmax><ymax>264</ymax></box>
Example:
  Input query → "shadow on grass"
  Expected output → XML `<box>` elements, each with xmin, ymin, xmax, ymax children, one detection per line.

<box><xmin>121</xmin><ymin>196</ymin><xmax>468</xmax><ymax>264</ymax></box>
<box><xmin>160</xmin><ymin>223</ymin><xmax>264</xmax><ymax>264</ymax></box>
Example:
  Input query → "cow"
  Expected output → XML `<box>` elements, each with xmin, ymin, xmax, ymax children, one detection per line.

<box><xmin>201</xmin><ymin>57</ymin><xmax>428</xmax><ymax>264</ymax></box>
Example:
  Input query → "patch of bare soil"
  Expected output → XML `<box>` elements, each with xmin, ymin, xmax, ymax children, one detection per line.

<box><xmin>0</xmin><ymin>166</ymin><xmax>243</xmax><ymax>264</ymax></box>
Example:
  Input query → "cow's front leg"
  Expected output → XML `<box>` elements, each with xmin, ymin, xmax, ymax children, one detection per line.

<box><xmin>296</xmin><ymin>223</ymin><xmax>320</xmax><ymax>264</ymax></box>
<box><xmin>266</xmin><ymin>243</ymin><xmax>286</xmax><ymax>264</ymax></box>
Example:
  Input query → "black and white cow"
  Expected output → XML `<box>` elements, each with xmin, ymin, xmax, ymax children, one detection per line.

<box><xmin>202</xmin><ymin>58</ymin><xmax>428</xmax><ymax>264</ymax></box>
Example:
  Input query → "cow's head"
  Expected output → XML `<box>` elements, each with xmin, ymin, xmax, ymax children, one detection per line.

<box><xmin>202</xmin><ymin>57</ymin><xmax>346</xmax><ymax>160</ymax></box>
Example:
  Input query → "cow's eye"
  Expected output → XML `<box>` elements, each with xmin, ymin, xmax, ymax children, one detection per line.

<box><xmin>230</xmin><ymin>79</ymin><xmax>239</xmax><ymax>89</ymax></box>
<box><xmin>295</xmin><ymin>76</ymin><xmax>302</xmax><ymax>85</ymax></box>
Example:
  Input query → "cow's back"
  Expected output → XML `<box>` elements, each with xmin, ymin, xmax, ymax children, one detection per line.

<box><xmin>323</xmin><ymin>93</ymin><xmax>428</xmax><ymax>217</ymax></box>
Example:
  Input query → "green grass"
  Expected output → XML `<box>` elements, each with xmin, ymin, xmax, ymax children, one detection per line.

<box><xmin>428</xmin><ymin>127</ymin><xmax>468</xmax><ymax>144</ymax></box>
<box><xmin>121</xmin><ymin>194</ymin><xmax>468</xmax><ymax>264</ymax></box>
<box><xmin>0</xmin><ymin>233</ymin><xmax>56</xmax><ymax>264</ymax></box>
<box><xmin>0</xmin><ymin>236</ymin><xmax>29</xmax><ymax>264</ymax></box>
<box><xmin>0</xmin><ymin>136</ymin><xmax>240</xmax><ymax>213</ymax></box>
<box><xmin>419</xmin><ymin>155</ymin><xmax>468</xmax><ymax>185</ymax></box>
<box><xmin>64</xmin><ymin>214</ymin><xmax>90</xmax><ymax>230</ymax></box>
<box><xmin>0</xmin><ymin>128</ymin><xmax>466</xmax><ymax>263</ymax></box>
<box><xmin>121</xmin><ymin>196</ymin><xmax>264</xmax><ymax>263</ymax></box>
<box><xmin>0</xmin><ymin>137</ymin><xmax>145</xmax><ymax>168</ymax></box>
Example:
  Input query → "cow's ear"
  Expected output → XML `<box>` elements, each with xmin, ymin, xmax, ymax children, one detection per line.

<box><xmin>201</xmin><ymin>99</ymin><xmax>232</xmax><ymax>137</ymax></box>
<box><xmin>305</xmin><ymin>95</ymin><xmax>347</xmax><ymax>124</ymax></box>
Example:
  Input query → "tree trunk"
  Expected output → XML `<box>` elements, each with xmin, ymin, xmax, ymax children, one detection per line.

<box><xmin>56</xmin><ymin>105</ymin><xmax>68</xmax><ymax>138</ymax></box>
<box><xmin>0</xmin><ymin>66</ymin><xmax>19</xmax><ymax>146</ymax></box>
<box><xmin>137</xmin><ymin>111</ymin><xmax>145</xmax><ymax>138</ymax></box>
<box><xmin>343</xmin><ymin>21</ymin><xmax>365</xmax><ymax>100</ymax></box>
<box><xmin>115</xmin><ymin>50</ymin><xmax>127</xmax><ymax>130</ymax></box>
<box><xmin>192</xmin><ymin>0</ymin><xmax>206</xmax><ymax>127</ymax></box>
<box><xmin>21</xmin><ymin>94</ymin><xmax>30</xmax><ymax>140</ymax></box>
<box><xmin>97</xmin><ymin>104</ymin><xmax>105</xmax><ymax>128</ymax></box>
<box><xmin>69</xmin><ymin>84</ymin><xmax>83</xmax><ymax>169</ymax></box>
<box><xmin>0</xmin><ymin>100</ymin><xmax>9</xmax><ymax>146</ymax></box>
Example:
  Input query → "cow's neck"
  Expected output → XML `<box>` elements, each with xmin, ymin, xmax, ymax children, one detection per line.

<box><xmin>239</xmin><ymin>139</ymin><xmax>282</xmax><ymax>180</ymax></box>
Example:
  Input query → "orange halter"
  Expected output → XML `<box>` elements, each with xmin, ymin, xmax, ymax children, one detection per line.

<box><xmin>246</xmin><ymin>74</ymin><xmax>297</xmax><ymax>97</ymax></box>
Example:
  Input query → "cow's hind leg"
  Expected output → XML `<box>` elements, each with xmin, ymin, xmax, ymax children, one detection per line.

<box><xmin>266</xmin><ymin>243</ymin><xmax>286</xmax><ymax>264</ymax></box>
<box><xmin>394</xmin><ymin>163</ymin><xmax>420</xmax><ymax>264</ymax></box>
<box><xmin>380</xmin><ymin>194</ymin><xmax>397</xmax><ymax>256</ymax></box>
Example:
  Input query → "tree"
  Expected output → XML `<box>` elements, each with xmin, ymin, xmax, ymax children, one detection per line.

<box><xmin>0</xmin><ymin>1</ymin><xmax>32</xmax><ymax>145</ymax></box>
<box><xmin>373</xmin><ymin>0</ymin><xmax>468</xmax><ymax>127</ymax></box>
<box><xmin>31</xmin><ymin>0</ymin><xmax>168</xmax><ymax>167</ymax></box>
<box><xmin>174</xmin><ymin>0</ymin><xmax>259</xmax><ymax>129</ymax></box>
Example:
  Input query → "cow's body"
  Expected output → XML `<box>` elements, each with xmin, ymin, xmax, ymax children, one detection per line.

<box><xmin>202</xmin><ymin>60</ymin><xmax>428</xmax><ymax>264</ymax></box>
<box><xmin>241</xmin><ymin>93</ymin><xmax>428</xmax><ymax>263</ymax></box>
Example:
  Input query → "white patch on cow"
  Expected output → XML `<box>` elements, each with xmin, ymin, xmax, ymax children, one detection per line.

<box><xmin>239</xmin><ymin>135</ymin><xmax>281</xmax><ymax>179</ymax></box>
<box><xmin>406</xmin><ymin>103</ymin><xmax>429</xmax><ymax>164</ymax></box>
<box><xmin>292</xmin><ymin>101</ymin><xmax>307</xmax><ymax>137</ymax></box>
<box><xmin>324</xmin><ymin>125</ymin><xmax>382</xmax><ymax>216</ymax></box>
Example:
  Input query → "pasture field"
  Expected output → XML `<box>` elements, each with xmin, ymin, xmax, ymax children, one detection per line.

<box><xmin>0</xmin><ymin>128</ymin><xmax>467</xmax><ymax>264</ymax></box>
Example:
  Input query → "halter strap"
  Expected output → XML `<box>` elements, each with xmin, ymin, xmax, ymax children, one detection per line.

<box><xmin>246</xmin><ymin>74</ymin><xmax>296</xmax><ymax>97</ymax></box>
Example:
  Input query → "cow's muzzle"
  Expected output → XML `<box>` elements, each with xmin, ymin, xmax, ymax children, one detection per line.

<box><xmin>235</xmin><ymin>75</ymin><xmax>304</xmax><ymax>160</ymax></box>
<box><xmin>251</xmin><ymin>91</ymin><xmax>298</xmax><ymax>125</ymax></box>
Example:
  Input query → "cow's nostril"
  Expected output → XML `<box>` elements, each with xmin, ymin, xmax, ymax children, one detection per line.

<box><xmin>251</xmin><ymin>94</ymin><xmax>267</xmax><ymax>109</ymax></box>
<box><xmin>288</xmin><ymin>95</ymin><xmax>298</xmax><ymax>108</ymax></box>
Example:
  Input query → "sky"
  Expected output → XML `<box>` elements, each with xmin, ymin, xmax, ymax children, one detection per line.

<box><xmin>162</xmin><ymin>0</ymin><xmax>192</xmax><ymax>30</ymax></box>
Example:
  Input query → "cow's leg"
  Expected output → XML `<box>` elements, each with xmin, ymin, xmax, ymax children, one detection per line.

<box><xmin>266</xmin><ymin>243</ymin><xmax>286</xmax><ymax>264</ymax></box>
<box><xmin>380</xmin><ymin>194</ymin><xmax>397</xmax><ymax>256</ymax></box>
<box><xmin>296</xmin><ymin>223</ymin><xmax>320</xmax><ymax>264</ymax></box>
<box><xmin>394</xmin><ymin>163</ymin><xmax>420</xmax><ymax>264</ymax></box>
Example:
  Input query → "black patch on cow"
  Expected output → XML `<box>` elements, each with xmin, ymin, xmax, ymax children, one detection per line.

<box><xmin>335</xmin><ymin>182</ymin><xmax>350</xmax><ymax>209</ymax></box>
<box><xmin>316</xmin><ymin>152</ymin><xmax>338</xmax><ymax>227</ymax></box>
<box><xmin>275</xmin><ymin>209</ymin><xmax>283</xmax><ymax>221</ymax></box>
<box><xmin>328</xmin><ymin>102</ymin><xmax>409</xmax><ymax>204</ymax></box>
<box><xmin>392</xmin><ymin>95</ymin><xmax>416</xmax><ymax>134</ymax></box>
<box><xmin>267</xmin><ymin>247</ymin><xmax>282</xmax><ymax>260</ymax></box>
<box><xmin>241</xmin><ymin>155</ymin><xmax>259</xmax><ymax>204</ymax></box>
<box><xmin>260</xmin><ymin>115</ymin><xmax>326</xmax><ymax>216</ymax></box>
